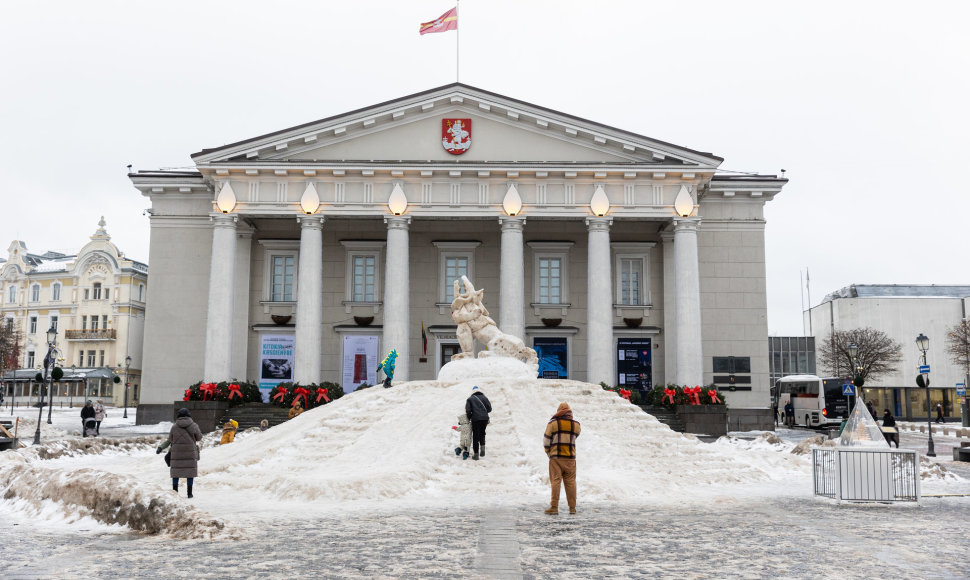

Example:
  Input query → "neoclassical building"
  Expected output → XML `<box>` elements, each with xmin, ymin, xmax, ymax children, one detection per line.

<box><xmin>0</xmin><ymin>219</ymin><xmax>147</xmax><ymax>407</ymax></box>
<box><xmin>131</xmin><ymin>84</ymin><xmax>785</xmax><ymax>426</ymax></box>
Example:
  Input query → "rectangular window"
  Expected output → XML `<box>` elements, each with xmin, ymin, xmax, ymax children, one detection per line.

<box><xmin>87</xmin><ymin>351</ymin><xmax>96</xmax><ymax>367</ymax></box>
<box><xmin>91</xmin><ymin>317</ymin><xmax>99</xmax><ymax>331</ymax></box>
<box><xmin>102</xmin><ymin>315</ymin><xmax>108</xmax><ymax>329</ymax></box>
<box><xmin>81</xmin><ymin>316</ymin><xmax>87</xmax><ymax>330</ymax></box>
<box><xmin>138</xmin><ymin>284</ymin><xmax>144</xmax><ymax>301</ymax></box>
<box><xmin>92</xmin><ymin>284</ymin><xmax>101</xmax><ymax>300</ymax></box>
<box><xmin>99</xmin><ymin>350</ymin><xmax>105</xmax><ymax>367</ymax></box>
<box><xmin>444</xmin><ymin>256</ymin><xmax>469</xmax><ymax>303</ymax></box>
<box><xmin>50</xmin><ymin>315</ymin><xmax>58</xmax><ymax>332</ymax></box>
<box><xmin>52</xmin><ymin>283</ymin><xmax>61</xmax><ymax>301</ymax></box>
<box><xmin>30</xmin><ymin>285</ymin><xmax>40</xmax><ymax>302</ymax></box>
<box><xmin>619</xmin><ymin>258</ymin><xmax>642</xmax><ymax>305</ymax></box>
<box><xmin>79</xmin><ymin>351</ymin><xmax>84</xmax><ymax>367</ymax></box>
<box><xmin>29</xmin><ymin>316</ymin><xmax>37</xmax><ymax>334</ymax></box>
<box><xmin>352</xmin><ymin>255</ymin><xmax>376</xmax><ymax>301</ymax></box>
<box><xmin>713</xmin><ymin>356</ymin><xmax>751</xmax><ymax>373</ymax></box>
<box><xmin>271</xmin><ymin>255</ymin><xmax>295</xmax><ymax>301</ymax></box>
<box><xmin>537</xmin><ymin>257</ymin><xmax>562</xmax><ymax>304</ymax></box>
<box><xmin>84</xmin><ymin>288</ymin><xmax>89</xmax><ymax>300</ymax></box>
<box><xmin>27</xmin><ymin>351</ymin><xmax>35</xmax><ymax>368</ymax></box>
<box><xmin>7</xmin><ymin>286</ymin><xmax>15</xmax><ymax>303</ymax></box>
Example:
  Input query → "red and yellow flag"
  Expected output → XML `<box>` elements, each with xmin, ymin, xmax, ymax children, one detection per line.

<box><xmin>419</xmin><ymin>7</ymin><xmax>457</xmax><ymax>35</ymax></box>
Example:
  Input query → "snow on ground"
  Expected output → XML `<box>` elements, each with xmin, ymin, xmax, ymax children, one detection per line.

<box><xmin>1</xmin><ymin>358</ymin><xmax>967</xmax><ymax>538</ymax></box>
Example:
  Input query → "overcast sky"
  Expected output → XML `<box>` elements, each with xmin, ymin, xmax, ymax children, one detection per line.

<box><xmin>2</xmin><ymin>1</ymin><xmax>967</xmax><ymax>336</ymax></box>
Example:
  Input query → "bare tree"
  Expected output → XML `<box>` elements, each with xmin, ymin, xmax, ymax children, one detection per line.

<box><xmin>817</xmin><ymin>327</ymin><xmax>903</xmax><ymax>384</ymax></box>
<box><xmin>945</xmin><ymin>319</ymin><xmax>970</xmax><ymax>378</ymax></box>
<box><xmin>0</xmin><ymin>319</ymin><xmax>23</xmax><ymax>393</ymax></box>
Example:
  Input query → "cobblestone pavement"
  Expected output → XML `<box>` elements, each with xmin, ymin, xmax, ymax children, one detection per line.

<box><xmin>3</xmin><ymin>496</ymin><xmax>969</xmax><ymax>579</ymax></box>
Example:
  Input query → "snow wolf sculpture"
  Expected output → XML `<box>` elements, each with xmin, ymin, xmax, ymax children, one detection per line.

<box><xmin>450</xmin><ymin>276</ymin><xmax>538</xmax><ymax>366</ymax></box>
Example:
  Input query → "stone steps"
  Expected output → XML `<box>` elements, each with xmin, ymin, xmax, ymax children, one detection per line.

<box><xmin>639</xmin><ymin>405</ymin><xmax>685</xmax><ymax>433</ymax></box>
<box><xmin>217</xmin><ymin>403</ymin><xmax>292</xmax><ymax>431</ymax></box>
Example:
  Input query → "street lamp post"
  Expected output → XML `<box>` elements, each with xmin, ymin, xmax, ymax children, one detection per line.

<box><xmin>122</xmin><ymin>355</ymin><xmax>131</xmax><ymax>419</ymax></box>
<box><xmin>916</xmin><ymin>333</ymin><xmax>935</xmax><ymax>457</ymax></box>
<box><xmin>33</xmin><ymin>326</ymin><xmax>57</xmax><ymax>445</ymax></box>
<box><xmin>69</xmin><ymin>364</ymin><xmax>76</xmax><ymax>408</ymax></box>
<box><xmin>847</xmin><ymin>341</ymin><xmax>859</xmax><ymax>413</ymax></box>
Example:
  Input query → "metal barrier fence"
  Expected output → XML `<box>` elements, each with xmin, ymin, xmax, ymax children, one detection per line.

<box><xmin>812</xmin><ymin>447</ymin><xmax>920</xmax><ymax>503</ymax></box>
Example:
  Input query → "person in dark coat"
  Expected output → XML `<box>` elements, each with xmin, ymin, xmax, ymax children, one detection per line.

<box><xmin>80</xmin><ymin>400</ymin><xmax>96</xmax><ymax>437</ymax></box>
<box><xmin>882</xmin><ymin>409</ymin><xmax>899</xmax><ymax>448</ymax></box>
<box><xmin>936</xmin><ymin>403</ymin><xmax>944</xmax><ymax>423</ymax></box>
<box><xmin>156</xmin><ymin>408</ymin><xmax>203</xmax><ymax>498</ymax></box>
<box><xmin>465</xmin><ymin>386</ymin><xmax>491</xmax><ymax>460</ymax></box>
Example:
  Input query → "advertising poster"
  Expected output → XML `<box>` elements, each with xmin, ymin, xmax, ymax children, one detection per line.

<box><xmin>259</xmin><ymin>334</ymin><xmax>294</xmax><ymax>401</ymax></box>
<box><xmin>617</xmin><ymin>338</ymin><xmax>652</xmax><ymax>390</ymax></box>
<box><xmin>342</xmin><ymin>335</ymin><xmax>378</xmax><ymax>393</ymax></box>
<box><xmin>534</xmin><ymin>337</ymin><xmax>567</xmax><ymax>379</ymax></box>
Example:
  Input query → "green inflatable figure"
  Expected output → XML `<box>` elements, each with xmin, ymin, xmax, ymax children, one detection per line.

<box><xmin>377</xmin><ymin>349</ymin><xmax>398</xmax><ymax>388</ymax></box>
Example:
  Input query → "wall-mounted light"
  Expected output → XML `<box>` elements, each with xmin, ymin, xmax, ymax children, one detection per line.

<box><xmin>502</xmin><ymin>184</ymin><xmax>522</xmax><ymax>216</ymax></box>
<box><xmin>590</xmin><ymin>185</ymin><xmax>610</xmax><ymax>217</ymax></box>
<box><xmin>300</xmin><ymin>182</ymin><xmax>320</xmax><ymax>215</ymax></box>
<box><xmin>388</xmin><ymin>183</ymin><xmax>407</xmax><ymax>215</ymax></box>
<box><xmin>674</xmin><ymin>184</ymin><xmax>694</xmax><ymax>217</ymax></box>
<box><xmin>216</xmin><ymin>182</ymin><xmax>237</xmax><ymax>214</ymax></box>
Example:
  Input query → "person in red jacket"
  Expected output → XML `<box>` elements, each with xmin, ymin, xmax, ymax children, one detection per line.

<box><xmin>543</xmin><ymin>402</ymin><xmax>581</xmax><ymax>515</ymax></box>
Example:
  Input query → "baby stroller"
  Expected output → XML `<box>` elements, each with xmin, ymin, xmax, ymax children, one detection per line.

<box><xmin>84</xmin><ymin>417</ymin><xmax>98</xmax><ymax>438</ymax></box>
<box><xmin>453</xmin><ymin>414</ymin><xmax>472</xmax><ymax>460</ymax></box>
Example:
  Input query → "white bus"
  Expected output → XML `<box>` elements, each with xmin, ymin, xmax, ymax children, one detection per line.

<box><xmin>776</xmin><ymin>374</ymin><xmax>850</xmax><ymax>428</ymax></box>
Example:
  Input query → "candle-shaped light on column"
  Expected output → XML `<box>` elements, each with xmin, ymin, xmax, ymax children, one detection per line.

<box><xmin>300</xmin><ymin>182</ymin><xmax>320</xmax><ymax>215</ymax></box>
<box><xmin>216</xmin><ymin>182</ymin><xmax>237</xmax><ymax>214</ymax></box>
<box><xmin>590</xmin><ymin>184</ymin><xmax>610</xmax><ymax>217</ymax></box>
<box><xmin>502</xmin><ymin>183</ymin><xmax>522</xmax><ymax>216</ymax></box>
<box><xmin>388</xmin><ymin>183</ymin><xmax>408</xmax><ymax>215</ymax></box>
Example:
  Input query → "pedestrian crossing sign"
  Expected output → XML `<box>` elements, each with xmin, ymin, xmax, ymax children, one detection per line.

<box><xmin>842</xmin><ymin>383</ymin><xmax>855</xmax><ymax>396</ymax></box>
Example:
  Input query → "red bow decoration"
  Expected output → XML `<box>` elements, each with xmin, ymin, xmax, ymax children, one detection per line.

<box><xmin>708</xmin><ymin>389</ymin><xmax>722</xmax><ymax>404</ymax></box>
<box><xmin>315</xmin><ymin>387</ymin><xmax>330</xmax><ymax>404</ymax></box>
<box><xmin>183</xmin><ymin>388</ymin><xmax>193</xmax><ymax>401</ymax></box>
<box><xmin>227</xmin><ymin>383</ymin><xmax>243</xmax><ymax>400</ymax></box>
<box><xmin>687</xmin><ymin>386</ymin><xmax>702</xmax><ymax>405</ymax></box>
<box><xmin>663</xmin><ymin>387</ymin><xmax>677</xmax><ymax>405</ymax></box>
<box><xmin>619</xmin><ymin>388</ymin><xmax>631</xmax><ymax>401</ymax></box>
<box><xmin>200</xmin><ymin>382</ymin><xmax>217</xmax><ymax>401</ymax></box>
<box><xmin>292</xmin><ymin>387</ymin><xmax>310</xmax><ymax>407</ymax></box>
<box><xmin>272</xmin><ymin>387</ymin><xmax>288</xmax><ymax>402</ymax></box>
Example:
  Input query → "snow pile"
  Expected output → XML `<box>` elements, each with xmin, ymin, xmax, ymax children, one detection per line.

<box><xmin>0</xmin><ymin>452</ymin><xmax>243</xmax><ymax>539</ymax></box>
<box><xmin>437</xmin><ymin>356</ymin><xmax>538</xmax><ymax>382</ymax></box>
<box><xmin>15</xmin><ymin>435</ymin><xmax>164</xmax><ymax>460</ymax></box>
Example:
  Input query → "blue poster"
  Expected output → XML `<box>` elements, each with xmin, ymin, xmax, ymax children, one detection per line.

<box><xmin>617</xmin><ymin>338</ymin><xmax>652</xmax><ymax>390</ymax></box>
<box><xmin>534</xmin><ymin>337</ymin><xmax>567</xmax><ymax>379</ymax></box>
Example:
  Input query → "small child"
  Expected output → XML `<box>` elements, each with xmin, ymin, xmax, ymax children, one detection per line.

<box><xmin>453</xmin><ymin>414</ymin><xmax>472</xmax><ymax>460</ymax></box>
<box><xmin>220</xmin><ymin>419</ymin><xmax>238</xmax><ymax>444</ymax></box>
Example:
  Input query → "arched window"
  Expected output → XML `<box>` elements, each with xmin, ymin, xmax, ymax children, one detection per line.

<box><xmin>51</xmin><ymin>282</ymin><xmax>61</xmax><ymax>301</ymax></box>
<box><xmin>30</xmin><ymin>284</ymin><xmax>40</xmax><ymax>302</ymax></box>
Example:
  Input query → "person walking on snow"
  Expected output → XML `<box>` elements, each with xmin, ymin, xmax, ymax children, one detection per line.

<box><xmin>156</xmin><ymin>407</ymin><xmax>203</xmax><ymax>498</ymax></box>
<box><xmin>93</xmin><ymin>400</ymin><xmax>106</xmax><ymax>434</ymax></box>
<box><xmin>936</xmin><ymin>403</ymin><xmax>944</xmax><ymax>423</ymax></box>
<box><xmin>465</xmin><ymin>386</ymin><xmax>491</xmax><ymax>460</ymax></box>
<box><xmin>454</xmin><ymin>414</ymin><xmax>472</xmax><ymax>460</ymax></box>
<box><xmin>544</xmin><ymin>402</ymin><xmax>581</xmax><ymax>515</ymax></box>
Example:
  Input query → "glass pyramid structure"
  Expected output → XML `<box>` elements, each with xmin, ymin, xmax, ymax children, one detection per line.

<box><xmin>838</xmin><ymin>399</ymin><xmax>889</xmax><ymax>448</ymax></box>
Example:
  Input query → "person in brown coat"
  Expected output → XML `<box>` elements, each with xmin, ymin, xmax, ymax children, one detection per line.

<box><xmin>288</xmin><ymin>402</ymin><xmax>304</xmax><ymax>419</ymax></box>
<box><xmin>543</xmin><ymin>402</ymin><xmax>581</xmax><ymax>515</ymax></box>
<box><xmin>156</xmin><ymin>407</ymin><xmax>203</xmax><ymax>498</ymax></box>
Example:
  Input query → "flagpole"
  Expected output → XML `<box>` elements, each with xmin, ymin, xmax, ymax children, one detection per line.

<box><xmin>456</xmin><ymin>0</ymin><xmax>460</xmax><ymax>82</ymax></box>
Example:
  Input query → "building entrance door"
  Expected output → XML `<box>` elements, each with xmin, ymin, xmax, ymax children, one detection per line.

<box><xmin>440</xmin><ymin>343</ymin><xmax>461</xmax><ymax>369</ymax></box>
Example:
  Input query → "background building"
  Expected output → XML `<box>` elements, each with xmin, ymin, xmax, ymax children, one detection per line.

<box><xmin>131</xmin><ymin>84</ymin><xmax>786</xmax><ymax>427</ymax></box>
<box><xmin>0</xmin><ymin>218</ymin><xmax>147</xmax><ymax>408</ymax></box>
<box><xmin>768</xmin><ymin>336</ymin><xmax>817</xmax><ymax>390</ymax></box>
<box><xmin>805</xmin><ymin>284</ymin><xmax>970</xmax><ymax>420</ymax></box>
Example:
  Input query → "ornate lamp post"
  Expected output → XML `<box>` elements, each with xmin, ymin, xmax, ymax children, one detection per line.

<box><xmin>916</xmin><ymin>333</ymin><xmax>935</xmax><ymax>457</ymax></box>
<box><xmin>33</xmin><ymin>326</ymin><xmax>57</xmax><ymax>444</ymax></box>
<box><xmin>122</xmin><ymin>355</ymin><xmax>131</xmax><ymax>419</ymax></box>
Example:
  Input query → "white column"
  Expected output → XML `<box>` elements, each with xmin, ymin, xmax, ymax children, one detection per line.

<box><xmin>294</xmin><ymin>216</ymin><xmax>324</xmax><ymax>384</ymax></box>
<box><xmin>586</xmin><ymin>217</ymin><xmax>613</xmax><ymax>386</ymax></box>
<box><xmin>203</xmin><ymin>214</ymin><xmax>238</xmax><ymax>381</ymax></box>
<box><xmin>231</xmin><ymin>225</ymin><xmax>254</xmax><ymax>380</ymax></box>
<box><xmin>661</xmin><ymin>230</ymin><xmax>677</xmax><ymax>384</ymax></box>
<box><xmin>383</xmin><ymin>216</ymin><xmax>411</xmax><ymax>382</ymax></box>
<box><xmin>673</xmin><ymin>217</ymin><xmax>703</xmax><ymax>386</ymax></box>
<box><xmin>498</xmin><ymin>216</ymin><xmax>526</xmax><ymax>340</ymax></box>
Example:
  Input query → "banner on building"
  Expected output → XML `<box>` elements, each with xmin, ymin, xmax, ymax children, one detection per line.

<box><xmin>259</xmin><ymin>334</ymin><xmax>294</xmax><ymax>401</ymax></box>
<box><xmin>534</xmin><ymin>337</ymin><xmax>567</xmax><ymax>379</ymax></box>
<box><xmin>342</xmin><ymin>335</ymin><xmax>379</xmax><ymax>393</ymax></box>
<box><xmin>617</xmin><ymin>338</ymin><xmax>652</xmax><ymax>390</ymax></box>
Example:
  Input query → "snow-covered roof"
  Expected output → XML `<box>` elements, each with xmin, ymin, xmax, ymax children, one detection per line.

<box><xmin>822</xmin><ymin>284</ymin><xmax>970</xmax><ymax>303</ymax></box>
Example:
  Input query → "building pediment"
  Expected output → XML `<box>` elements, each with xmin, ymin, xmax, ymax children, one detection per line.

<box><xmin>192</xmin><ymin>84</ymin><xmax>723</xmax><ymax>170</ymax></box>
